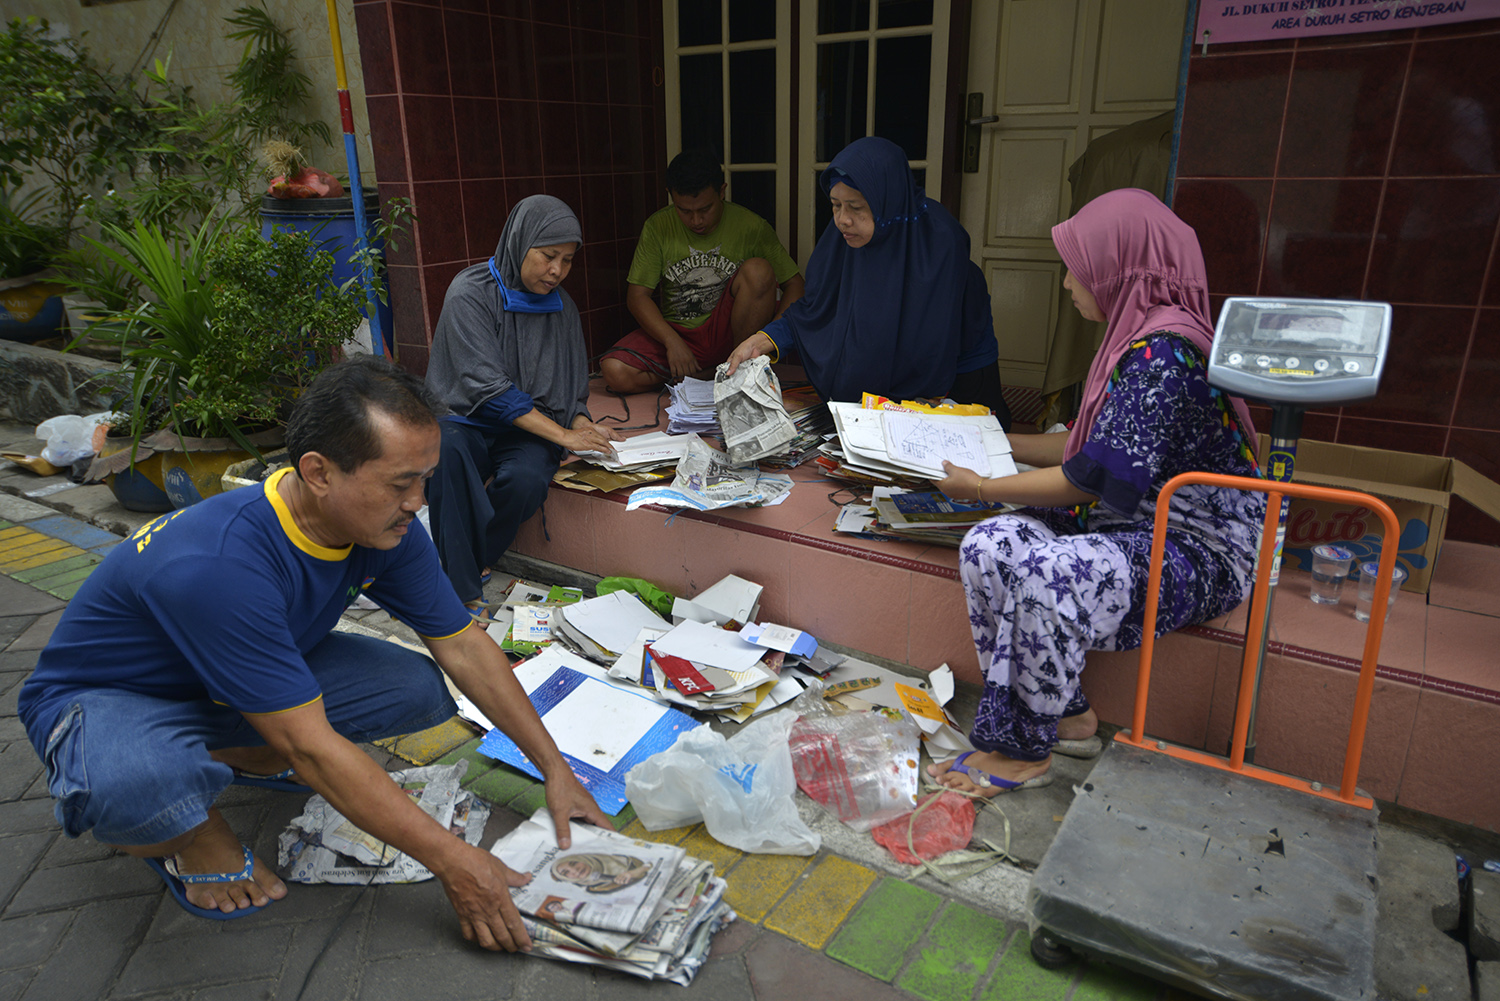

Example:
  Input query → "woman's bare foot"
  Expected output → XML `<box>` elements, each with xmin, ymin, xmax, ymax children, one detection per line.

<box><xmin>1057</xmin><ymin>707</ymin><xmax>1098</xmax><ymax>742</ymax></box>
<box><xmin>927</xmin><ymin>750</ymin><xmax>1052</xmax><ymax>798</ymax></box>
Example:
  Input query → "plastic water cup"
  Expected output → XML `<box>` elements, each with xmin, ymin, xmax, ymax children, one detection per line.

<box><xmin>1354</xmin><ymin>561</ymin><xmax>1408</xmax><ymax>623</ymax></box>
<box><xmin>1308</xmin><ymin>544</ymin><xmax>1355</xmax><ymax>605</ymax></box>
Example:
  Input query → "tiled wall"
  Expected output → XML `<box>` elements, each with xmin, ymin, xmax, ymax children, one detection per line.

<box><xmin>352</xmin><ymin>0</ymin><xmax>668</xmax><ymax>374</ymax></box>
<box><xmin>1173</xmin><ymin>19</ymin><xmax>1500</xmax><ymax>546</ymax></box>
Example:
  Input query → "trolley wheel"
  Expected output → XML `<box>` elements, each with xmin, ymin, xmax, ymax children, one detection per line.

<box><xmin>1030</xmin><ymin>930</ymin><xmax>1076</xmax><ymax>970</ymax></box>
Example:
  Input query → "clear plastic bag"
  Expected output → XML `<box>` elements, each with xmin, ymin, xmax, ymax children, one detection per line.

<box><xmin>787</xmin><ymin>684</ymin><xmax>923</xmax><ymax>832</ymax></box>
<box><xmin>624</xmin><ymin>711</ymin><xmax>820</xmax><ymax>855</ymax></box>
<box><xmin>35</xmin><ymin>412</ymin><xmax>116</xmax><ymax>466</ymax></box>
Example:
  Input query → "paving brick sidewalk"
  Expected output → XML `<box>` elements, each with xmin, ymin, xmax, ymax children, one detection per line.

<box><xmin>0</xmin><ymin>450</ymin><xmax>1173</xmax><ymax>1000</ymax></box>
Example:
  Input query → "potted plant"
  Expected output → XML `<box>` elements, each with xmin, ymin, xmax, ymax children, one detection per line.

<box><xmin>74</xmin><ymin>218</ymin><xmax>372</xmax><ymax>510</ymax></box>
<box><xmin>0</xmin><ymin>188</ymin><xmax>69</xmax><ymax>342</ymax></box>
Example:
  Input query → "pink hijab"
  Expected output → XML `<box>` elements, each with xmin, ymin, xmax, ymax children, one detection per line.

<box><xmin>1052</xmin><ymin>188</ymin><xmax>1257</xmax><ymax>462</ymax></box>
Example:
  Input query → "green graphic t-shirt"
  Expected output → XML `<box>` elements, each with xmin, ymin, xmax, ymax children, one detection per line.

<box><xmin>627</xmin><ymin>201</ymin><xmax>800</xmax><ymax>329</ymax></box>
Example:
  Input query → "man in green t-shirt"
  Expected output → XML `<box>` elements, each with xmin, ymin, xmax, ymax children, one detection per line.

<box><xmin>600</xmin><ymin>150</ymin><xmax>804</xmax><ymax>393</ymax></box>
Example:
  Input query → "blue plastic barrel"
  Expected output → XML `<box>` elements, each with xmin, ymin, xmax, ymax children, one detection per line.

<box><xmin>258</xmin><ymin>192</ymin><xmax>392</xmax><ymax>343</ymax></box>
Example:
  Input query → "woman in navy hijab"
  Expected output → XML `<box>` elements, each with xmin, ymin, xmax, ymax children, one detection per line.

<box><xmin>726</xmin><ymin>137</ymin><xmax>1011</xmax><ymax>429</ymax></box>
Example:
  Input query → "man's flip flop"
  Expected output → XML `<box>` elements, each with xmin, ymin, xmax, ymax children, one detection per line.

<box><xmin>144</xmin><ymin>845</ymin><xmax>267</xmax><ymax>921</ymax></box>
<box><xmin>947</xmin><ymin>751</ymin><xmax>1053</xmax><ymax>794</ymax></box>
<box><xmin>1052</xmin><ymin>735</ymin><xmax>1103</xmax><ymax>759</ymax></box>
<box><xmin>230</xmin><ymin>767</ymin><xmax>306</xmax><ymax>793</ymax></box>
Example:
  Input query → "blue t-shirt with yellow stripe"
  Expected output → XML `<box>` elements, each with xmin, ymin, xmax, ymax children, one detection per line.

<box><xmin>19</xmin><ymin>468</ymin><xmax>470</xmax><ymax>737</ymax></box>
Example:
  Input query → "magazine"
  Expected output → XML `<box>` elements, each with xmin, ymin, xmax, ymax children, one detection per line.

<box><xmin>490</xmin><ymin>810</ymin><xmax>687</xmax><ymax>936</ymax></box>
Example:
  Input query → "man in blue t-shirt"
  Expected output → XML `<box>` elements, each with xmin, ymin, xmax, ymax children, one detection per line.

<box><xmin>18</xmin><ymin>356</ymin><xmax>607</xmax><ymax>951</ymax></box>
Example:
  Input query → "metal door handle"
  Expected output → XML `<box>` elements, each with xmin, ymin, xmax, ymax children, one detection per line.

<box><xmin>968</xmin><ymin>115</ymin><xmax>999</xmax><ymax>126</ymax></box>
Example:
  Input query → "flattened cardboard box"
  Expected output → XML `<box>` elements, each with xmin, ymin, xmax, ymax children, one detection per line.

<box><xmin>1258</xmin><ymin>436</ymin><xmax>1500</xmax><ymax>594</ymax></box>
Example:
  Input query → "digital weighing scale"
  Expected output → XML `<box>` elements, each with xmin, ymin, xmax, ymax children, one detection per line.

<box><xmin>1026</xmin><ymin>298</ymin><xmax>1397</xmax><ymax>1001</ymax></box>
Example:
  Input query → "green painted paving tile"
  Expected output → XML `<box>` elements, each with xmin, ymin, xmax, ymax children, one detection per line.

<box><xmin>722</xmin><ymin>851</ymin><xmax>811</xmax><ymax>923</ymax></box>
<box><xmin>507</xmin><ymin>782</ymin><xmax>549</xmax><ymax>817</ymax></box>
<box><xmin>1071</xmin><ymin>961</ymin><xmax>1162</xmax><ymax>1001</ymax></box>
<box><xmin>977</xmin><ymin>928</ymin><xmax>1077</xmax><ymax>1001</ymax></box>
<box><xmin>897</xmin><ymin>902</ymin><xmax>1012</xmax><ymax>1001</ymax></box>
<box><xmin>10</xmin><ymin>553</ymin><xmax>99</xmax><ymax>583</ymax></box>
<box><xmin>31</xmin><ymin>564</ymin><xmax>96</xmax><ymax>589</ymax></box>
<box><xmin>463</xmin><ymin>763</ymin><xmax>538</xmax><ymax>807</ymax></box>
<box><xmin>826</xmin><ymin>878</ymin><xmax>942</xmax><ymax>981</ymax></box>
<box><xmin>46</xmin><ymin>579</ymin><xmax>88</xmax><ymax>600</ymax></box>
<box><xmin>435</xmin><ymin>737</ymin><xmax>486</xmax><ymax>766</ymax></box>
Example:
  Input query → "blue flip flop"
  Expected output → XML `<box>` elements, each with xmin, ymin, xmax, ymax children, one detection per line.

<box><xmin>947</xmin><ymin>751</ymin><xmax>1053</xmax><ymax>794</ymax></box>
<box><xmin>144</xmin><ymin>845</ymin><xmax>268</xmax><ymax>921</ymax></box>
<box><xmin>230</xmin><ymin>767</ymin><xmax>307</xmax><ymax>793</ymax></box>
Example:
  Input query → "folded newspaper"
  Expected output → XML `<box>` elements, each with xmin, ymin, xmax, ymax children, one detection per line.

<box><xmin>713</xmin><ymin>356</ymin><xmax>796</xmax><ymax>465</ymax></box>
<box><xmin>491</xmin><ymin>808</ymin><xmax>736</xmax><ymax>983</ymax></box>
<box><xmin>625</xmin><ymin>435</ymin><xmax>793</xmax><ymax>512</ymax></box>
<box><xmin>277</xmin><ymin>761</ymin><xmax>490</xmax><ymax>884</ymax></box>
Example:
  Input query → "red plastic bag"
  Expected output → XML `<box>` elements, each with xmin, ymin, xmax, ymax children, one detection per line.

<box><xmin>871</xmin><ymin>791</ymin><xmax>976</xmax><ymax>864</ymax></box>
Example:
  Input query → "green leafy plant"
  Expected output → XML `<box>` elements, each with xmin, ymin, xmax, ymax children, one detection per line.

<box><xmin>0</xmin><ymin>188</ymin><xmax>67</xmax><ymax>279</ymax></box>
<box><xmin>73</xmin><ymin>220</ymin><xmax>370</xmax><ymax>453</ymax></box>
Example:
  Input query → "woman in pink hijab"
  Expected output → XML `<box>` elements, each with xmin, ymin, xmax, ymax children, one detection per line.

<box><xmin>929</xmin><ymin>188</ymin><xmax>1262</xmax><ymax>796</ymax></box>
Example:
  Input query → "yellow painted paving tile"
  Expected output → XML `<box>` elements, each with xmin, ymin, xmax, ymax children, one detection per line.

<box><xmin>375</xmin><ymin>717</ymin><xmax>479</xmax><ymax>765</ymax></box>
<box><xmin>0</xmin><ymin>540</ymin><xmax>81</xmax><ymax>570</ymax></box>
<box><xmin>618</xmin><ymin>818</ymin><xmax>695</xmax><ymax>845</ymax></box>
<box><xmin>722</xmin><ymin>851</ymin><xmax>812</xmax><ymax>923</ymax></box>
<box><xmin>677</xmin><ymin>825</ymin><xmax>746</xmax><ymax>875</ymax></box>
<box><xmin>765</xmin><ymin>855</ymin><xmax>878</xmax><ymax>950</ymax></box>
<box><xmin>0</xmin><ymin>531</ymin><xmax>62</xmax><ymax>554</ymax></box>
<box><xmin>0</xmin><ymin>526</ymin><xmax>34</xmax><ymax>541</ymax></box>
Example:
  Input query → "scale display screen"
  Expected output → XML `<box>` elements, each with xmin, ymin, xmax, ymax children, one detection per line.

<box><xmin>1208</xmin><ymin>297</ymin><xmax>1391</xmax><ymax>406</ymax></box>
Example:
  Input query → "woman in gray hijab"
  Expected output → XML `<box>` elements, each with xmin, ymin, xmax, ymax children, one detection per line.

<box><xmin>426</xmin><ymin>195</ymin><xmax>622</xmax><ymax>622</ymax></box>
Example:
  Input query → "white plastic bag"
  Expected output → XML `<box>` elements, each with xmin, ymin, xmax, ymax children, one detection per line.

<box><xmin>35</xmin><ymin>412</ymin><xmax>116</xmax><ymax>466</ymax></box>
<box><xmin>625</xmin><ymin>711</ymin><xmax>821</xmax><ymax>855</ymax></box>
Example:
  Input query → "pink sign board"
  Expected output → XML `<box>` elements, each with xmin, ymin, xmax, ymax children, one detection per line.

<box><xmin>1196</xmin><ymin>0</ymin><xmax>1500</xmax><ymax>46</ymax></box>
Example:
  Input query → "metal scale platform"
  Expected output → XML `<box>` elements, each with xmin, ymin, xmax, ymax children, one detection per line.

<box><xmin>1028</xmin><ymin>299</ymin><xmax>1397</xmax><ymax>1001</ymax></box>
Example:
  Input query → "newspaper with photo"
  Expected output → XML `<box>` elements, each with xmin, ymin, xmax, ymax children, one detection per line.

<box><xmin>713</xmin><ymin>355</ymin><xmax>796</xmax><ymax>465</ymax></box>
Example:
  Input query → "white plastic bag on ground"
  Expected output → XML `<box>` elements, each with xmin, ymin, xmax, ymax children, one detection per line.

<box><xmin>625</xmin><ymin>711</ymin><xmax>821</xmax><ymax>855</ymax></box>
<box><xmin>35</xmin><ymin>412</ymin><xmax>116</xmax><ymax>466</ymax></box>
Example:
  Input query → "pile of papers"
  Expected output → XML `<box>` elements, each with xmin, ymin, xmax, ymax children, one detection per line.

<box><xmin>277</xmin><ymin>762</ymin><xmax>490</xmax><ymax>884</ymax></box>
<box><xmin>572</xmin><ymin>431</ymin><xmax>687</xmax><ymax>474</ymax></box>
<box><xmin>761</xmin><ymin>388</ymin><xmax>835</xmax><ymax>469</ymax></box>
<box><xmin>500</xmin><ymin>581</ymin><xmax>584</xmax><ymax>657</ymax></box>
<box><xmin>833</xmin><ymin>487</ymin><xmax>1009</xmax><ymax>547</ymax></box>
<box><xmin>666</xmin><ymin>377</ymin><xmax>719</xmax><ymax>435</ymax></box>
<box><xmin>624</xmin><ymin>435</ymin><xmax>794</xmax><ymax>513</ymax></box>
<box><xmin>491</xmin><ymin>808</ymin><xmax>735</xmax><ymax>984</ymax></box>
<box><xmin>827</xmin><ymin>400</ymin><xmax>1017</xmax><ymax>483</ymax></box>
<box><xmin>713</xmin><ymin>356</ymin><xmax>796</xmax><ymax>465</ymax></box>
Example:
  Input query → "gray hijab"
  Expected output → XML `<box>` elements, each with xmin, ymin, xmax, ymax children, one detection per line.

<box><xmin>425</xmin><ymin>196</ymin><xmax>590</xmax><ymax>428</ymax></box>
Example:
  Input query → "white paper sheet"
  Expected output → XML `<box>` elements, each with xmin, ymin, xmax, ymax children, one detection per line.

<box><xmin>881</xmin><ymin>412</ymin><xmax>990</xmax><ymax>477</ymax></box>
<box><xmin>559</xmin><ymin>591</ymin><xmax>667</xmax><ymax>655</ymax></box>
<box><xmin>650</xmin><ymin>618</ymin><xmax>767</xmax><ymax>671</ymax></box>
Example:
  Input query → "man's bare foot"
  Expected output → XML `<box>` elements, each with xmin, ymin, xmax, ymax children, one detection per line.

<box><xmin>927</xmin><ymin>750</ymin><xmax>1052</xmax><ymax>798</ymax></box>
<box><xmin>1057</xmin><ymin>707</ymin><xmax>1098</xmax><ymax>742</ymax></box>
<box><xmin>121</xmin><ymin>809</ymin><xmax>287</xmax><ymax>915</ymax></box>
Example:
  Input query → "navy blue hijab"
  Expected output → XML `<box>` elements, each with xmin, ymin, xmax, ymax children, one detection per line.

<box><xmin>763</xmin><ymin>137</ymin><xmax>973</xmax><ymax>402</ymax></box>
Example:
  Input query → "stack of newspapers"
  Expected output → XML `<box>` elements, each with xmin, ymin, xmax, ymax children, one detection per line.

<box><xmin>491</xmin><ymin>809</ymin><xmax>734</xmax><ymax>984</ymax></box>
<box><xmin>761</xmin><ymin>387</ymin><xmax>834</xmax><ymax>470</ymax></box>
<box><xmin>666</xmin><ymin>377</ymin><xmax>719</xmax><ymax>435</ymax></box>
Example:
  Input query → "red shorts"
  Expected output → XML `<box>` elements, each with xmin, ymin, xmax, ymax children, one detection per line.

<box><xmin>601</xmin><ymin>273</ymin><xmax>738</xmax><ymax>376</ymax></box>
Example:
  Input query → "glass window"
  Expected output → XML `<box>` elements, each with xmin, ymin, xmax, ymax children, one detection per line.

<box><xmin>678</xmin><ymin>0</ymin><xmax>721</xmax><ymax>47</ymax></box>
<box><xmin>728</xmin><ymin>0</ymin><xmax>776</xmax><ymax>42</ymax></box>
<box><xmin>877</xmin><ymin>0</ymin><xmax>933</xmax><ymax>28</ymax></box>
<box><xmin>819</xmin><ymin>0</ymin><xmax>870</xmax><ymax>34</ymax></box>
<box><xmin>874</xmin><ymin>34</ymin><xmax>930</xmax><ymax>160</ymax></box>
<box><xmin>730</xmin><ymin>49</ymin><xmax>777</xmax><ymax>164</ymax></box>
<box><xmin>679</xmin><ymin>53</ymin><xmax>724</xmax><ymax>158</ymax></box>
<box><xmin>816</xmin><ymin>40</ymin><xmax>869</xmax><ymax>162</ymax></box>
<box><xmin>730</xmin><ymin>170</ymin><xmax>776</xmax><ymax>226</ymax></box>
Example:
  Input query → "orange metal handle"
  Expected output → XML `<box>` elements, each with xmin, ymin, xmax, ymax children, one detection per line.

<box><xmin>1114</xmin><ymin>471</ymin><xmax>1401</xmax><ymax>808</ymax></box>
